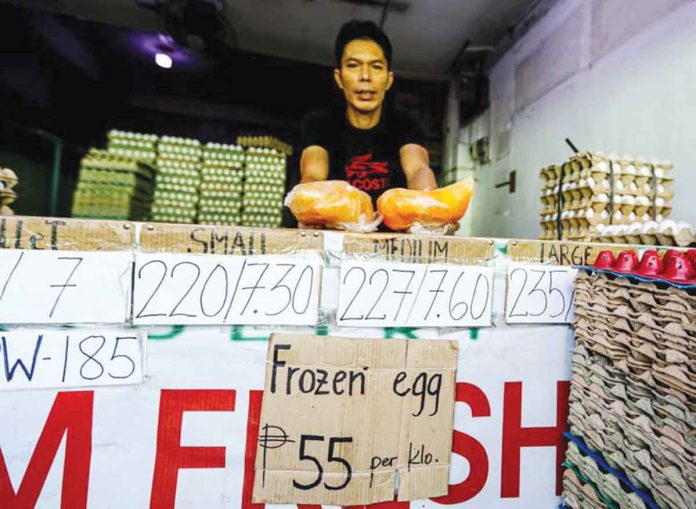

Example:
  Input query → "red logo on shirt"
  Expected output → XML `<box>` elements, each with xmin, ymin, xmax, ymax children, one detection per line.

<box><xmin>345</xmin><ymin>153</ymin><xmax>390</xmax><ymax>192</ymax></box>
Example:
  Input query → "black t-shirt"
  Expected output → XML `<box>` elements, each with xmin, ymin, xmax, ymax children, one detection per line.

<box><xmin>300</xmin><ymin>106</ymin><xmax>426</xmax><ymax>203</ymax></box>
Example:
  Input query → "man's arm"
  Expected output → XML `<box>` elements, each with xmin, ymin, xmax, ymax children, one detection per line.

<box><xmin>300</xmin><ymin>145</ymin><xmax>330</xmax><ymax>183</ymax></box>
<box><xmin>400</xmin><ymin>143</ymin><xmax>437</xmax><ymax>191</ymax></box>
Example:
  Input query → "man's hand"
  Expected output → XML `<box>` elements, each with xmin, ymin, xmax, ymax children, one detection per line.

<box><xmin>400</xmin><ymin>143</ymin><xmax>437</xmax><ymax>191</ymax></box>
<box><xmin>300</xmin><ymin>146</ymin><xmax>330</xmax><ymax>183</ymax></box>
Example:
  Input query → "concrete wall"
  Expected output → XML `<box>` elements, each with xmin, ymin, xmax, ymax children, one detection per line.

<box><xmin>462</xmin><ymin>0</ymin><xmax>696</xmax><ymax>238</ymax></box>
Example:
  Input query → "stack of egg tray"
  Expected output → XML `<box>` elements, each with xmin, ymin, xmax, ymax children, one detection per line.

<box><xmin>241</xmin><ymin>147</ymin><xmax>286</xmax><ymax>228</ymax></box>
<box><xmin>198</xmin><ymin>142</ymin><xmax>244</xmax><ymax>226</ymax></box>
<box><xmin>106</xmin><ymin>129</ymin><xmax>158</xmax><ymax>163</ymax></box>
<box><xmin>151</xmin><ymin>136</ymin><xmax>202</xmax><ymax>224</ymax></box>
<box><xmin>71</xmin><ymin>149</ymin><xmax>155</xmax><ymax>220</ymax></box>
<box><xmin>540</xmin><ymin>152</ymin><xmax>674</xmax><ymax>241</ymax></box>
<box><xmin>562</xmin><ymin>271</ymin><xmax>695</xmax><ymax>509</ymax></box>
<box><xmin>237</xmin><ymin>134</ymin><xmax>292</xmax><ymax>157</ymax></box>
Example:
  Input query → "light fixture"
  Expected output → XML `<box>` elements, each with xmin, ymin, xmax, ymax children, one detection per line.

<box><xmin>155</xmin><ymin>52</ymin><xmax>173</xmax><ymax>69</ymax></box>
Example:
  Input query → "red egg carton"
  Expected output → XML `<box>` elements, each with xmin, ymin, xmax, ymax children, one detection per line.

<box><xmin>589</xmin><ymin>249</ymin><xmax>696</xmax><ymax>286</ymax></box>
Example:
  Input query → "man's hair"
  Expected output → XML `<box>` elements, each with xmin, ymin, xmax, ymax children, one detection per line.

<box><xmin>334</xmin><ymin>20</ymin><xmax>393</xmax><ymax>69</ymax></box>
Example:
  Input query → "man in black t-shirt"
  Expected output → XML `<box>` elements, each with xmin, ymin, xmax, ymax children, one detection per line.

<box><xmin>299</xmin><ymin>20</ymin><xmax>437</xmax><ymax>204</ymax></box>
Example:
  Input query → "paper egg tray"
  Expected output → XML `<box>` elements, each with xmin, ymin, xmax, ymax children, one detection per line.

<box><xmin>157</xmin><ymin>137</ymin><xmax>202</xmax><ymax>166</ymax></box>
<box><xmin>0</xmin><ymin>168</ymin><xmax>18</xmax><ymax>190</ymax></box>
<box><xmin>151</xmin><ymin>200</ymin><xmax>198</xmax><ymax>223</ymax></box>
<box><xmin>156</xmin><ymin>173</ymin><xmax>201</xmax><ymax>189</ymax></box>
<box><xmin>203</xmin><ymin>143</ymin><xmax>246</xmax><ymax>166</ymax></box>
<box><xmin>153</xmin><ymin>190</ymin><xmax>198</xmax><ymax>203</ymax></box>
<box><xmin>107</xmin><ymin>147</ymin><xmax>157</xmax><ymax>163</ymax></box>
<box><xmin>540</xmin><ymin>152</ymin><xmax>674</xmax><ymax>240</ymax></box>
<box><xmin>107</xmin><ymin>130</ymin><xmax>158</xmax><ymax>162</ymax></box>
<box><xmin>564</xmin><ymin>443</ymin><xmax>650</xmax><ymax>509</ymax></box>
<box><xmin>240</xmin><ymin>213</ymin><xmax>282</xmax><ymax>228</ymax></box>
<box><xmin>237</xmin><ymin>135</ymin><xmax>292</xmax><ymax>157</ymax></box>
<box><xmin>72</xmin><ymin>191</ymin><xmax>151</xmax><ymax>220</ymax></box>
<box><xmin>72</xmin><ymin>150</ymin><xmax>157</xmax><ymax>221</ymax></box>
<box><xmin>155</xmin><ymin>162</ymin><xmax>200</xmax><ymax>177</ymax></box>
<box><xmin>568</xmin><ymin>358</ymin><xmax>694</xmax><ymax>499</ymax></box>
<box><xmin>159</xmin><ymin>136</ymin><xmax>201</xmax><ymax>149</ymax></box>
<box><xmin>157</xmin><ymin>152</ymin><xmax>200</xmax><ymax>164</ymax></box>
<box><xmin>241</xmin><ymin>152</ymin><xmax>287</xmax><ymax>228</ymax></box>
<box><xmin>151</xmin><ymin>205</ymin><xmax>197</xmax><ymax>223</ymax></box>
<box><xmin>202</xmin><ymin>164</ymin><xmax>244</xmax><ymax>175</ymax></box>
<box><xmin>201</xmin><ymin>181</ymin><xmax>242</xmax><ymax>192</ymax></box>
<box><xmin>107</xmin><ymin>132</ymin><xmax>158</xmax><ymax>144</ymax></box>
<box><xmin>198</xmin><ymin>148</ymin><xmax>244</xmax><ymax>225</ymax></box>
<box><xmin>1</xmin><ymin>191</ymin><xmax>17</xmax><ymax>209</ymax></box>
<box><xmin>199</xmin><ymin>206</ymin><xmax>241</xmax><ymax>217</ymax></box>
<box><xmin>562</xmin><ymin>467</ymin><xmax>614</xmax><ymax>509</ymax></box>
<box><xmin>151</xmin><ymin>147</ymin><xmax>201</xmax><ymax>224</ymax></box>
<box><xmin>199</xmin><ymin>197</ymin><xmax>240</xmax><ymax>210</ymax></box>
<box><xmin>591</xmin><ymin>221</ymin><xmax>695</xmax><ymax>247</ymax></box>
<box><xmin>569</xmin><ymin>273</ymin><xmax>695</xmax><ymax>509</ymax></box>
<box><xmin>201</xmin><ymin>173</ymin><xmax>243</xmax><ymax>184</ymax></box>
<box><xmin>73</xmin><ymin>186</ymin><xmax>152</xmax><ymax>203</ymax></box>
<box><xmin>197</xmin><ymin>215</ymin><xmax>241</xmax><ymax>226</ymax></box>
<box><xmin>77</xmin><ymin>169</ymin><xmax>153</xmax><ymax>192</ymax></box>
<box><xmin>81</xmin><ymin>149</ymin><xmax>156</xmax><ymax>179</ymax></box>
<box><xmin>567</xmin><ymin>392</ymin><xmax>694</xmax><ymax>509</ymax></box>
<box><xmin>0</xmin><ymin>168</ymin><xmax>18</xmax><ymax>212</ymax></box>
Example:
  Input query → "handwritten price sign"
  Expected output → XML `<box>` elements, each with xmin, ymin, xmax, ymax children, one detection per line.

<box><xmin>253</xmin><ymin>334</ymin><xmax>457</xmax><ymax>505</ymax></box>
<box><xmin>0</xmin><ymin>329</ymin><xmax>145</xmax><ymax>390</ymax></box>
<box><xmin>0</xmin><ymin>249</ymin><xmax>132</xmax><ymax>324</ymax></box>
<box><xmin>337</xmin><ymin>260</ymin><xmax>494</xmax><ymax>327</ymax></box>
<box><xmin>133</xmin><ymin>253</ymin><xmax>322</xmax><ymax>325</ymax></box>
<box><xmin>505</xmin><ymin>263</ymin><xmax>577</xmax><ymax>324</ymax></box>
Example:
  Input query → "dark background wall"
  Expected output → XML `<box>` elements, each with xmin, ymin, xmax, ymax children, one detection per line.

<box><xmin>0</xmin><ymin>2</ymin><xmax>447</xmax><ymax>217</ymax></box>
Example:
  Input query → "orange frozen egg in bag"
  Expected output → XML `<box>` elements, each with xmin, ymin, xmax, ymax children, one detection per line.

<box><xmin>377</xmin><ymin>178</ymin><xmax>474</xmax><ymax>232</ymax></box>
<box><xmin>285</xmin><ymin>180</ymin><xmax>380</xmax><ymax>231</ymax></box>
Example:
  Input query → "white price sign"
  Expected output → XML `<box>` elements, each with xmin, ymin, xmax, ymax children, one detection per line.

<box><xmin>0</xmin><ymin>249</ymin><xmax>132</xmax><ymax>324</ymax></box>
<box><xmin>133</xmin><ymin>253</ymin><xmax>322</xmax><ymax>325</ymax></box>
<box><xmin>0</xmin><ymin>329</ymin><xmax>145</xmax><ymax>390</ymax></box>
<box><xmin>505</xmin><ymin>263</ymin><xmax>577</xmax><ymax>323</ymax></box>
<box><xmin>337</xmin><ymin>260</ymin><xmax>493</xmax><ymax>327</ymax></box>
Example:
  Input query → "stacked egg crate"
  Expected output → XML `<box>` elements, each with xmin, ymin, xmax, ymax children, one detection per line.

<box><xmin>71</xmin><ymin>149</ymin><xmax>156</xmax><ymax>220</ymax></box>
<box><xmin>241</xmin><ymin>147</ymin><xmax>287</xmax><ymax>228</ymax></box>
<box><xmin>106</xmin><ymin>129</ymin><xmax>158</xmax><ymax>164</ymax></box>
<box><xmin>198</xmin><ymin>143</ymin><xmax>244</xmax><ymax>226</ymax></box>
<box><xmin>106</xmin><ymin>129</ymin><xmax>158</xmax><ymax>220</ymax></box>
<box><xmin>563</xmin><ymin>265</ymin><xmax>695</xmax><ymax>509</ymax></box>
<box><xmin>237</xmin><ymin>134</ymin><xmax>292</xmax><ymax>157</ymax></box>
<box><xmin>540</xmin><ymin>153</ymin><xmax>674</xmax><ymax>242</ymax></box>
<box><xmin>151</xmin><ymin>136</ymin><xmax>202</xmax><ymax>224</ymax></box>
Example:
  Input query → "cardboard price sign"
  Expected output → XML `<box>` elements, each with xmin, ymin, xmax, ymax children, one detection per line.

<box><xmin>133</xmin><ymin>253</ymin><xmax>322</xmax><ymax>325</ymax></box>
<box><xmin>337</xmin><ymin>260</ymin><xmax>494</xmax><ymax>327</ymax></box>
<box><xmin>0</xmin><ymin>328</ymin><xmax>145</xmax><ymax>390</ymax></box>
<box><xmin>0</xmin><ymin>249</ymin><xmax>132</xmax><ymax>324</ymax></box>
<box><xmin>505</xmin><ymin>263</ymin><xmax>577</xmax><ymax>324</ymax></box>
<box><xmin>253</xmin><ymin>334</ymin><xmax>457</xmax><ymax>506</ymax></box>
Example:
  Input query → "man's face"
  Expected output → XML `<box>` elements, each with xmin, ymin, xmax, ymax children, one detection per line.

<box><xmin>334</xmin><ymin>39</ymin><xmax>394</xmax><ymax>114</ymax></box>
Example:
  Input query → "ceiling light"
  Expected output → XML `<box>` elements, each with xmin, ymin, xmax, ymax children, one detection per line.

<box><xmin>155</xmin><ymin>52</ymin><xmax>173</xmax><ymax>69</ymax></box>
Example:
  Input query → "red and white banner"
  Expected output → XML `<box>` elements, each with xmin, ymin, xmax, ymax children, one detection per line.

<box><xmin>0</xmin><ymin>324</ymin><xmax>572</xmax><ymax>508</ymax></box>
